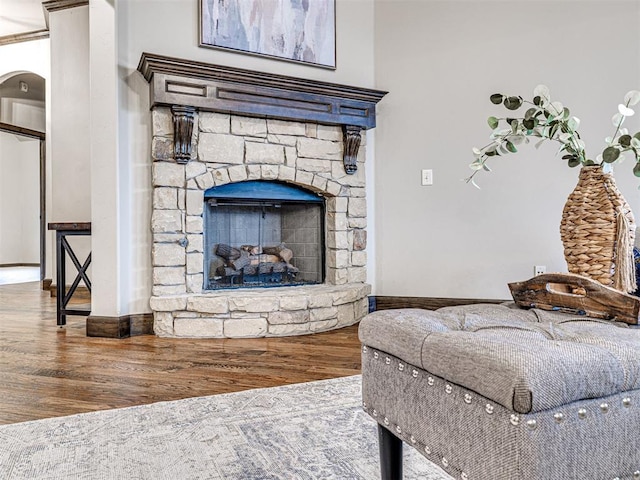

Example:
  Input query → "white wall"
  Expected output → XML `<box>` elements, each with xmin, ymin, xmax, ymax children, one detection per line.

<box><xmin>374</xmin><ymin>0</ymin><xmax>640</xmax><ymax>299</ymax></box>
<box><xmin>0</xmin><ymin>132</ymin><xmax>40</xmax><ymax>264</ymax></box>
<box><xmin>113</xmin><ymin>0</ymin><xmax>377</xmax><ymax>314</ymax></box>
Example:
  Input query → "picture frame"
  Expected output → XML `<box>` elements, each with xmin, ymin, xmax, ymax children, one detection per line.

<box><xmin>199</xmin><ymin>0</ymin><xmax>336</xmax><ymax>70</ymax></box>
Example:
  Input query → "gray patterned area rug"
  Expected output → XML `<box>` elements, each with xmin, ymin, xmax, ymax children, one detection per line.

<box><xmin>0</xmin><ymin>375</ymin><xmax>451</xmax><ymax>479</ymax></box>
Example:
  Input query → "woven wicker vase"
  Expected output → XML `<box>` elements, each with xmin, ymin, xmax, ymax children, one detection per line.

<box><xmin>560</xmin><ymin>166</ymin><xmax>637</xmax><ymax>293</ymax></box>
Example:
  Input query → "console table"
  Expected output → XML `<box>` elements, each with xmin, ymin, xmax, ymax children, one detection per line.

<box><xmin>47</xmin><ymin>222</ymin><xmax>91</xmax><ymax>326</ymax></box>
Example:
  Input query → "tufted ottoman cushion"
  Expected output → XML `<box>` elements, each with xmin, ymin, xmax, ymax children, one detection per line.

<box><xmin>359</xmin><ymin>304</ymin><xmax>640</xmax><ymax>479</ymax></box>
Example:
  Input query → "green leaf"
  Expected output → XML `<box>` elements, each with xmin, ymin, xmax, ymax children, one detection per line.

<box><xmin>620</xmin><ymin>134</ymin><xmax>632</xmax><ymax>147</ymax></box>
<box><xmin>487</xmin><ymin>116</ymin><xmax>499</xmax><ymax>129</ymax></box>
<box><xmin>533</xmin><ymin>96</ymin><xmax>542</xmax><ymax>106</ymax></box>
<box><xmin>625</xmin><ymin>90</ymin><xmax>640</xmax><ymax>106</ymax></box>
<box><xmin>634</xmin><ymin>162</ymin><xmax>640</xmax><ymax>177</ymax></box>
<box><xmin>490</xmin><ymin>94</ymin><xmax>504</xmax><ymax>105</ymax></box>
<box><xmin>568</xmin><ymin>157</ymin><xmax>581</xmax><ymax>168</ymax></box>
<box><xmin>634</xmin><ymin>132</ymin><xmax>640</xmax><ymax>140</ymax></box>
<box><xmin>522</xmin><ymin>118</ymin><xmax>536</xmax><ymax>130</ymax></box>
<box><xmin>563</xmin><ymin>107</ymin><xmax>570</xmax><ymax>119</ymax></box>
<box><xmin>603</xmin><ymin>146</ymin><xmax>620</xmax><ymax>163</ymax></box>
<box><xmin>505</xmin><ymin>141</ymin><xmax>517</xmax><ymax>153</ymax></box>
<box><xmin>524</xmin><ymin>108</ymin><xmax>537</xmax><ymax>120</ymax></box>
<box><xmin>504</xmin><ymin>96</ymin><xmax>523</xmax><ymax>110</ymax></box>
<box><xmin>584</xmin><ymin>159</ymin><xmax>596</xmax><ymax>166</ymax></box>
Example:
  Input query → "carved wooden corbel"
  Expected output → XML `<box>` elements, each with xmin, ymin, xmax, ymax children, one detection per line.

<box><xmin>342</xmin><ymin>125</ymin><xmax>362</xmax><ymax>174</ymax></box>
<box><xmin>171</xmin><ymin>105</ymin><xmax>196</xmax><ymax>164</ymax></box>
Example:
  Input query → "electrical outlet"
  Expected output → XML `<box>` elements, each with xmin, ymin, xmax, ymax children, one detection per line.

<box><xmin>421</xmin><ymin>169</ymin><xmax>433</xmax><ymax>186</ymax></box>
<box><xmin>534</xmin><ymin>265</ymin><xmax>546</xmax><ymax>276</ymax></box>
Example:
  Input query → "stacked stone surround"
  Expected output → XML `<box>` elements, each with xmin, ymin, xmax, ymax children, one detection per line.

<box><xmin>149</xmin><ymin>107</ymin><xmax>371</xmax><ymax>338</ymax></box>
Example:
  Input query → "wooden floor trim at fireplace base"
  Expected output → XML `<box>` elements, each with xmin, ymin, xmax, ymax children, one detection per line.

<box><xmin>371</xmin><ymin>296</ymin><xmax>508</xmax><ymax>312</ymax></box>
<box><xmin>87</xmin><ymin>314</ymin><xmax>154</xmax><ymax>338</ymax></box>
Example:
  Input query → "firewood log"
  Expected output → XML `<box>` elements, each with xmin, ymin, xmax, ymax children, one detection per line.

<box><xmin>230</xmin><ymin>251</ymin><xmax>250</xmax><ymax>270</ymax></box>
<box><xmin>241</xmin><ymin>245</ymin><xmax>262</xmax><ymax>255</ymax></box>
<box><xmin>215</xmin><ymin>243</ymin><xmax>241</xmax><ymax>261</ymax></box>
<box><xmin>263</xmin><ymin>244</ymin><xmax>294</xmax><ymax>263</ymax></box>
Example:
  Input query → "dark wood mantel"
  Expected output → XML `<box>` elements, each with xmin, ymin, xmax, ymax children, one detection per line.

<box><xmin>137</xmin><ymin>52</ymin><xmax>387</xmax><ymax>173</ymax></box>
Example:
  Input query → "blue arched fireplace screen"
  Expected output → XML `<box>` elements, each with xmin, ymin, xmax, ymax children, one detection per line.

<box><xmin>204</xmin><ymin>181</ymin><xmax>325</xmax><ymax>289</ymax></box>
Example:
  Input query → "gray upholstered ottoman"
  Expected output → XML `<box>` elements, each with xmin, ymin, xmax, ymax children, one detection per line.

<box><xmin>359</xmin><ymin>304</ymin><xmax>640</xmax><ymax>480</ymax></box>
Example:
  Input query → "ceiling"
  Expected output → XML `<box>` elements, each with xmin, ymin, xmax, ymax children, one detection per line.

<box><xmin>0</xmin><ymin>0</ymin><xmax>47</xmax><ymax>37</ymax></box>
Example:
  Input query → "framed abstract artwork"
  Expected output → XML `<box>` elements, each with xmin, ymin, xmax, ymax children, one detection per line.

<box><xmin>199</xmin><ymin>0</ymin><xmax>336</xmax><ymax>69</ymax></box>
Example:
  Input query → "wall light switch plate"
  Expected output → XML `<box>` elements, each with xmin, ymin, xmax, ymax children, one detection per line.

<box><xmin>421</xmin><ymin>169</ymin><xmax>433</xmax><ymax>186</ymax></box>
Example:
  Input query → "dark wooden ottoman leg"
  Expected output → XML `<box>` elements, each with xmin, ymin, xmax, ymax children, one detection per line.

<box><xmin>378</xmin><ymin>424</ymin><xmax>403</xmax><ymax>480</ymax></box>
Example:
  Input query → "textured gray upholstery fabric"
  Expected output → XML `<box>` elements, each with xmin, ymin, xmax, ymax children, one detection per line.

<box><xmin>359</xmin><ymin>304</ymin><xmax>640</xmax><ymax>413</ymax></box>
<box><xmin>361</xmin><ymin>346</ymin><xmax>640</xmax><ymax>479</ymax></box>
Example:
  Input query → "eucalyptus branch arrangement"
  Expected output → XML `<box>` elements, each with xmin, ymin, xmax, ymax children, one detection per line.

<box><xmin>467</xmin><ymin>85</ymin><xmax>640</xmax><ymax>187</ymax></box>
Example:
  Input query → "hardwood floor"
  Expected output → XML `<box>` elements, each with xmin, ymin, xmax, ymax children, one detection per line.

<box><xmin>0</xmin><ymin>282</ymin><xmax>362</xmax><ymax>425</ymax></box>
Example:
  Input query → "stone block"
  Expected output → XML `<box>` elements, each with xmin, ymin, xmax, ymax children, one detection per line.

<box><xmin>310</xmin><ymin>306</ymin><xmax>338</xmax><ymax>321</ymax></box>
<box><xmin>268</xmin><ymin>134</ymin><xmax>298</xmax><ymax>146</ymax></box>
<box><xmin>348</xmin><ymin>267</ymin><xmax>367</xmax><ymax>283</ymax></box>
<box><xmin>186</xmin><ymin>234</ymin><xmax>203</xmax><ymax>253</ymax></box>
<box><xmin>349</xmin><ymin>187</ymin><xmax>366</xmax><ymax>198</ymax></box>
<box><xmin>224</xmin><ymin>317</ymin><xmax>268</xmax><ymax>338</ymax></box>
<box><xmin>316</xmin><ymin>124</ymin><xmax>342</xmax><ymax>141</ymax></box>
<box><xmin>200</xmin><ymin>112</ymin><xmax>230</xmax><ymax>133</ymax></box>
<box><xmin>261</xmin><ymin>165</ymin><xmax>279</xmax><ymax>180</ymax></box>
<box><xmin>150</xmin><ymin>295</ymin><xmax>187</xmax><ymax>312</ymax></box>
<box><xmin>186</xmin><ymin>216</ymin><xmax>203</xmax><ymax>233</ymax></box>
<box><xmin>229</xmin><ymin>296</ymin><xmax>279</xmax><ymax>313</ymax></box>
<box><xmin>152</xmin><ymin>285</ymin><xmax>187</xmax><ymax>296</ymax></box>
<box><xmin>309</xmin><ymin>318</ymin><xmax>339</xmax><ymax>333</ymax></box>
<box><xmin>337</xmin><ymin>303</ymin><xmax>356</xmax><ymax>327</ymax></box>
<box><xmin>279</xmin><ymin>295</ymin><xmax>308</xmax><ymax>311</ymax></box>
<box><xmin>186</xmin><ymin>274</ymin><xmax>204</xmax><ymax>293</ymax></box>
<box><xmin>187</xmin><ymin>295</ymin><xmax>229</xmax><ymax>314</ymax></box>
<box><xmin>297</xmin><ymin>137</ymin><xmax>342</xmax><ymax>161</ymax></box>
<box><xmin>153</xmin><ymin>187</ymin><xmax>178</xmax><ymax>210</ymax></box>
<box><xmin>327</xmin><ymin>267</ymin><xmax>348</xmax><ymax>285</ymax></box>
<box><xmin>355</xmin><ymin>297</ymin><xmax>370</xmax><ymax>320</ymax></box>
<box><xmin>231</xmin><ymin>116</ymin><xmax>267</xmax><ymax>137</ymax></box>
<box><xmin>305</xmin><ymin>124</ymin><xmax>317</xmax><ymax>138</ymax></box>
<box><xmin>152</xmin><ymin>137</ymin><xmax>173</xmax><ymax>161</ymax></box>
<box><xmin>278</xmin><ymin>165</ymin><xmax>296</xmax><ymax>182</ymax></box>
<box><xmin>194</xmin><ymin>172</ymin><xmax>214</xmax><ymax>191</ymax></box>
<box><xmin>348</xmin><ymin>217</ymin><xmax>367</xmax><ymax>229</ymax></box>
<box><xmin>246</xmin><ymin>164</ymin><xmax>262</xmax><ymax>179</ymax></box>
<box><xmin>327</xmin><ymin>231</ymin><xmax>349</xmax><ymax>249</ymax></box>
<box><xmin>308</xmin><ymin>293</ymin><xmax>333</xmax><ymax>308</ymax></box>
<box><xmin>353</xmin><ymin>229</ymin><xmax>367</xmax><ymax>250</ymax></box>
<box><xmin>312</xmin><ymin>175</ymin><xmax>327</xmax><ymax>192</ymax></box>
<box><xmin>153</xmin><ymin>266</ymin><xmax>185</xmax><ymax>286</ymax></box>
<box><xmin>186</xmin><ymin>161</ymin><xmax>207</xmax><ymax>179</ymax></box>
<box><xmin>268</xmin><ymin>323</ymin><xmax>310</xmax><ymax>336</ymax></box>
<box><xmin>284</xmin><ymin>146</ymin><xmax>297</xmax><ymax>166</ymax></box>
<box><xmin>332</xmin><ymin>287</ymin><xmax>360</xmax><ymax>306</ymax></box>
<box><xmin>267</xmin><ymin>119</ymin><xmax>306</xmax><ymax>136</ymax></box>
<box><xmin>151</xmin><ymin>210</ymin><xmax>182</xmax><ymax>233</ymax></box>
<box><xmin>186</xmin><ymin>252</ymin><xmax>204</xmax><ymax>274</ymax></box>
<box><xmin>153</xmin><ymin>311</ymin><xmax>174</xmax><ymax>337</ymax></box>
<box><xmin>326</xmin><ymin>180</ymin><xmax>342</xmax><ymax>196</ymax></box>
<box><xmin>327</xmin><ymin>249</ymin><xmax>350</xmax><ymax>269</ymax></box>
<box><xmin>174</xmin><ymin>317</ymin><xmax>224</xmax><ymax>337</ymax></box>
<box><xmin>296</xmin><ymin>169</ymin><xmax>314</xmax><ymax>187</ymax></box>
<box><xmin>348</xmin><ymin>198</ymin><xmax>367</xmax><ymax>217</ymax></box>
<box><xmin>186</xmin><ymin>189</ymin><xmax>204</xmax><ymax>216</ymax></box>
<box><xmin>177</xmin><ymin>189</ymin><xmax>186</xmax><ymax>210</ymax></box>
<box><xmin>327</xmin><ymin>212</ymin><xmax>348</xmax><ymax>231</ymax></box>
<box><xmin>213</xmin><ymin>168</ymin><xmax>231</xmax><ymax>185</ymax></box>
<box><xmin>153</xmin><ymin>243</ymin><xmax>185</xmax><ymax>266</ymax></box>
<box><xmin>152</xmin><ymin>107</ymin><xmax>173</xmax><ymax>136</ymax></box>
<box><xmin>326</xmin><ymin>196</ymin><xmax>348</xmax><ymax>213</ymax></box>
<box><xmin>297</xmin><ymin>157</ymin><xmax>332</xmax><ymax>173</ymax></box>
<box><xmin>351</xmin><ymin>251</ymin><xmax>367</xmax><ymax>267</ymax></box>
<box><xmin>153</xmin><ymin>162</ymin><xmax>184</xmax><ymax>187</ymax></box>
<box><xmin>228</xmin><ymin>165</ymin><xmax>248</xmax><ymax>182</ymax></box>
<box><xmin>268</xmin><ymin>310</ymin><xmax>309</xmax><ymax>325</ymax></box>
<box><xmin>199</xmin><ymin>133</ymin><xmax>244</xmax><ymax>164</ymax></box>
<box><xmin>246</xmin><ymin>142</ymin><xmax>285</xmax><ymax>164</ymax></box>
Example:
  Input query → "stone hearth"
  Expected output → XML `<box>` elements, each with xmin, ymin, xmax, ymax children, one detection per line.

<box><xmin>138</xmin><ymin>53</ymin><xmax>386</xmax><ymax>338</ymax></box>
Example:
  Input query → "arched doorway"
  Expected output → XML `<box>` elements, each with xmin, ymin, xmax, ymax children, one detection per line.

<box><xmin>0</xmin><ymin>71</ymin><xmax>46</xmax><ymax>284</ymax></box>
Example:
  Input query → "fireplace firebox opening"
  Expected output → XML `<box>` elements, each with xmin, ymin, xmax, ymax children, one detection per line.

<box><xmin>204</xmin><ymin>181</ymin><xmax>325</xmax><ymax>290</ymax></box>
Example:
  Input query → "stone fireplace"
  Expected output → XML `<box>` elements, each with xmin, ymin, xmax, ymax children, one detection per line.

<box><xmin>138</xmin><ymin>53</ymin><xmax>386</xmax><ymax>338</ymax></box>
